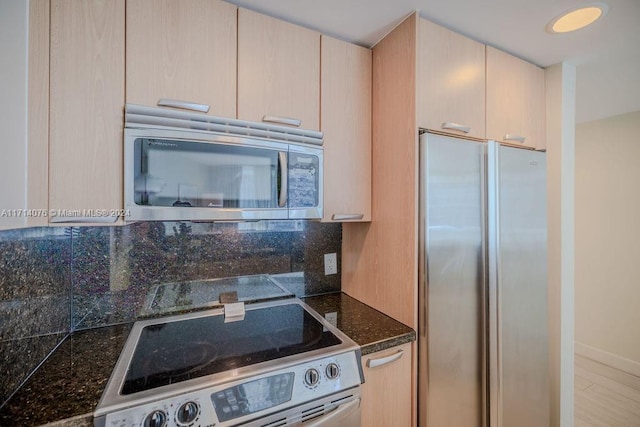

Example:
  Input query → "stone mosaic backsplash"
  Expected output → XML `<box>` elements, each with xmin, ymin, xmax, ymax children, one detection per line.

<box><xmin>0</xmin><ymin>220</ymin><xmax>341</xmax><ymax>407</ymax></box>
<box><xmin>71</xmin><ymin>220</ymin><xmax>342</xmax><ymax>329</ymax></box>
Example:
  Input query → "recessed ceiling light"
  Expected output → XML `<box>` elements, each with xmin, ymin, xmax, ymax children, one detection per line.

<box><xmin>546</xmin><ymin>2</ymin><xmax>608</xmax><ymax>34</ymax></box>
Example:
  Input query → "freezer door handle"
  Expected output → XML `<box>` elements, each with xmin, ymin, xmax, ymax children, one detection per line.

<box><xmin>366</xmin><ymin>349</ymin><xmax>404</xmax><ymax>368</ymax></box>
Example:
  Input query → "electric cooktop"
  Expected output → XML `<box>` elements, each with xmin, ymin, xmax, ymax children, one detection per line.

<box><xmin>122</xmin><ymin>302</ymin><xmax>341</xmax><ymax>395</ymax></box>
<box><xmin>94</xmin><ymin>298</ymin><xmax>364</xmax><ymax>427</ymax></box>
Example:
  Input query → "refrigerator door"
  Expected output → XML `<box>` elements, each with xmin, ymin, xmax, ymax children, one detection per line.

<box><xmin>487</xmin><ymin>142</ymin><xmax>549</xmax><ymax>427</ymax></box>
<box><xmin>419</xmin><ymin>133</ymin><xmax>486</xmax><ymax>427</ymax></box>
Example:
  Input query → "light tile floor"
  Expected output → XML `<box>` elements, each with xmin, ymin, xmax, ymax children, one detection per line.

<box><xmin>575</xmin><ymin>354</ymin><xmax>640</xmax><ymax>426</ymax></box>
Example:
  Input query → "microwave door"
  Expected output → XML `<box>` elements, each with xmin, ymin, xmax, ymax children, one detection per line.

<box><xmin>126</xmin><ymin>133</ymin><xmax>289</xmax><ymax>221</ymax></box>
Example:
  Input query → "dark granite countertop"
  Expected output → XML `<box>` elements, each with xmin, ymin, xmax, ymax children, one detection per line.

<box><xmin>0</xmin><ymin>324</ymin><xmax>131</xmax><ymax>427</ymax></box>
<box><xmin>0</xmin><ymin>292</ymin><xmax>414</xmax><ymax>426</ymax></box>
<box><xmin>302</xmin><ymin>293</ymin><xmax>415</xmax><ymax>355</ymax></box>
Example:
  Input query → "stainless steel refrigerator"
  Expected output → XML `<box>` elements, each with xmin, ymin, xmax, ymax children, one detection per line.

<box><xmin>418</xmin><ymin>132</ymin><xmax>549</xmax><ymax>427</ymax></box>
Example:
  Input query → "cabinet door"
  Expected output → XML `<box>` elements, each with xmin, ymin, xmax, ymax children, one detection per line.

<box><xmin>361</xmin><ymin>343</ymin><xmax>413</xmax><ymax>427</ymax></box>
<box><xmin>0</xmin><ymin>0</ymin><xmax>49</xmax><ymax>230</ymax></box>
<box><xmin>321</xmin><ymin>36</ymin><xmax>371</xmax><ymax>222</ymax></box>
<box><xmin>238</xmin><ymin>8</ymin><xmax>320</xmax><ymax>131</ymax></box>
<box><xmin>486</xmin><ymin>46</ymin><xmax>545</xmax><ymax>150</ymax></box>
<box><xmin>50</xmin><ymin>0</ymin><xmax>125</xmax><ymax>217</ymax></box>
<box><xmin>418</xmin><ymin>19</ymin><xmax>485</xmax><ymax>140</ymax></box>
<box><xmin>126</xmin><ymin>0</ymin><xmax>237</xmax><ymax>117</ymax></box>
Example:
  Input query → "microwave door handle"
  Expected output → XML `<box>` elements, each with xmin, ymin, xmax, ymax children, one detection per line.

<box><xmin>278</xmin><ymin>152</ymin><xmax>288</xmax><ymax>208</ymax></box>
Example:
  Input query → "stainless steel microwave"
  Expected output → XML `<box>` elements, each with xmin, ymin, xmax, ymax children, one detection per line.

<box><xmin>124</xmin><ymin>104</ymin><xmax>323</xmax><ymax>222</ymax></box>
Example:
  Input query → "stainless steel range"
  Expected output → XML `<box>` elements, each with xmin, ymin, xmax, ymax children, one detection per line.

<box><xmin>94</xmin><ymin>298</ymin><xmax>364</xmax><ymax>427</ymax></box>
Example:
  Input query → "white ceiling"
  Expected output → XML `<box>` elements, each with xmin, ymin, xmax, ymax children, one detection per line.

<box><xmin>225</xmin><ymin>0</ymin><xmax>640</xmax><ymax>124</ymax></box>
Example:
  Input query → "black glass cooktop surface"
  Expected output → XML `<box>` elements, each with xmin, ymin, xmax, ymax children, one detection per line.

<box><xmin>121</xmin><ymin>303</ymin><xmax>342</xmax><ymax>395</ymax></box>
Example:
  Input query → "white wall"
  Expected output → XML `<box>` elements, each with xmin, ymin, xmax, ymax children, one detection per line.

<box><xmin>575</xmin><ymin>110</ymin><xmax>640</xmax><ymax>375</ymax></box>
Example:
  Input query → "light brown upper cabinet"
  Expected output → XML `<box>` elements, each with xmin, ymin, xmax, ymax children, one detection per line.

<box><xmin>238</xmin><ymin>8</ymin><xmax>320</xmax><ymax>131</ymax></box>
<box><xmin>321</xmin><ymin>36</ymin><xmax>372</xmax><ymax>222</ymax></box>
<box><xmin>417</xmin><ymin>18</ymin><xmax>486</xmax><ymax>140</ymax></box>
<box><xmin>486</xmin><ymin>46</ymin><xmax>546</xmax><ymax>150</ymax></box>
<box><xmin>49</xmin><ymin>0</ymin><xmax>125</xmax><ymax>220</ymax></box>
<box><xmin>126</xmin><ymin>0</ymin><xmax>237</xmax><ymax>117</ymax></box>
<box><xmin>0</xmin><ymin>0</ymin><xmax>49</xmax><ymax>230</ymax></box>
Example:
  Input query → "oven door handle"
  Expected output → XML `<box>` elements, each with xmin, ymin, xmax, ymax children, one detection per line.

<box><xmin>305</xmin><ymin>398</ymin><xmax>361</xmax><ymax>427</ymax></box>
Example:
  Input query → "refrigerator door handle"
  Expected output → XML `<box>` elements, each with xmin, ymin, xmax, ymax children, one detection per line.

<box><xmin>487</xmin><ymin>141</ymin><xmax>502</xmax><ymax>427</ymax></box>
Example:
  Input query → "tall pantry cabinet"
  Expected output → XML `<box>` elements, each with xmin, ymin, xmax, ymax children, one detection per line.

<box><xmin>342</xmin><ymin>14</ymin><xmax>419</xmax><ymax>423</ymax></box>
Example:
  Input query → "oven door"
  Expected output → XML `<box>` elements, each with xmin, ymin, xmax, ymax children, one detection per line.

<box><xmin>239</xmin><ymin>388</ymin><xmax>361</xmax><ymax>427</ymax></box>
<box><xmin>304</xmin><ymin>397</ymin><xmax>361</xmax><ymax>427</ymax></box>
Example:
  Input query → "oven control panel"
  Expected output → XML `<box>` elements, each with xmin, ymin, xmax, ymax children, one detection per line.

<box><xmin>211</xmin><ymin>372</ymin><xmax>295</xmax><ymax>422</ymax></box>
<box><xmin>98</xmin><ymin>351</ymin><xmax>362</xmax><ymax>427</ymax></box>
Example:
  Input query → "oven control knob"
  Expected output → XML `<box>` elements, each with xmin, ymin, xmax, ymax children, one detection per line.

<box><xmin>326</xmin><ymin>363</ymin><xmax>340</xmax><ymax>380</ymax></box>
<box><xmin>176</xmin><ymin>401</ymin><xmax>200</xmax><ymax>425</ymax></box>
<box><xmin>304</xmin><ymin>368</ymin><xmax>320</xmax><ymax>387</ymax></box>
<box><xmin>143</xmin><ymin>410</ymin><xmax>167</xmax><ymax>427</ymax></box>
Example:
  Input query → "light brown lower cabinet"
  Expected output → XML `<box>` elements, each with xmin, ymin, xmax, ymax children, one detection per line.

<box><xmin>360</xmin><ymin>342</ymin><xmax>412</xmax><ymax>426</ymax></box>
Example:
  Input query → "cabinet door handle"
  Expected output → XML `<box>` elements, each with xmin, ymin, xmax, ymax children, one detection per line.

<box><xmin>263</xmin><ymin>115</ymin><xmax>302</xmax><ymax>127</ymax></box>
<box><xmin>504</xmin><ymin>134</ymin><xmax>526</xmax><ymax>143</ymax></box>
<box><xmin>366</xmin><ymin>349</ymin><xmax>404</xmax><ymax>368</ymax></box>
<box><xmin>278</xmin><ymin>152</ymin><xmax>288</xmax><ymax>208</ymax></box>
<box><xmin>331</xmin><ymin>213</ymin><xmax>365</xmax><ymax>221</ymax></box>
<box><xmin>157</xmin><ymin>99</ymin><xmax>210</xmax><ymax>113</ymax></box>
<box><xmin>49</xmin><ymin>216</ymin><xmax>119</xmax><ymax>224</ymax></box>
<box><xmin>442</xmin><ymin>122</ymin><xmax>471</xmax><ymax>134</ymax></box>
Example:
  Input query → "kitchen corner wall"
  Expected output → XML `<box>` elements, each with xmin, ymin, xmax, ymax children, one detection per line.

<box><xmin>0</xmin><ymin>220</ymin><xmax>341</xmax><ymax>406</ymax></box>
<box><xmin>575</xmin><ymin>110</ymin><xmax>640</xmax><ymax>375</ymax></box>
<box><xmin>0</xmin><ymin>227</ymin><xmax>71</xmax><ymax>407</ymax></box>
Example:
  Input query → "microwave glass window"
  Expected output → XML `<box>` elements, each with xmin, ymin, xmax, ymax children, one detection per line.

<box><xmin>134</xmin><ymin>139</ymin><xmax>280</xmax><ymax>209</ymax></box>
<box><xmin>288</xmin><ymin>152</ymin><xmax>319</xmax><ymax>208</ymax></box>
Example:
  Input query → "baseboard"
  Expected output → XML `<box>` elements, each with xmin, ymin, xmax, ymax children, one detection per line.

<box><xmin>575</xmin><ymin>341</ymin><xmax>640</xmax><ymax>377</ymax></box>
